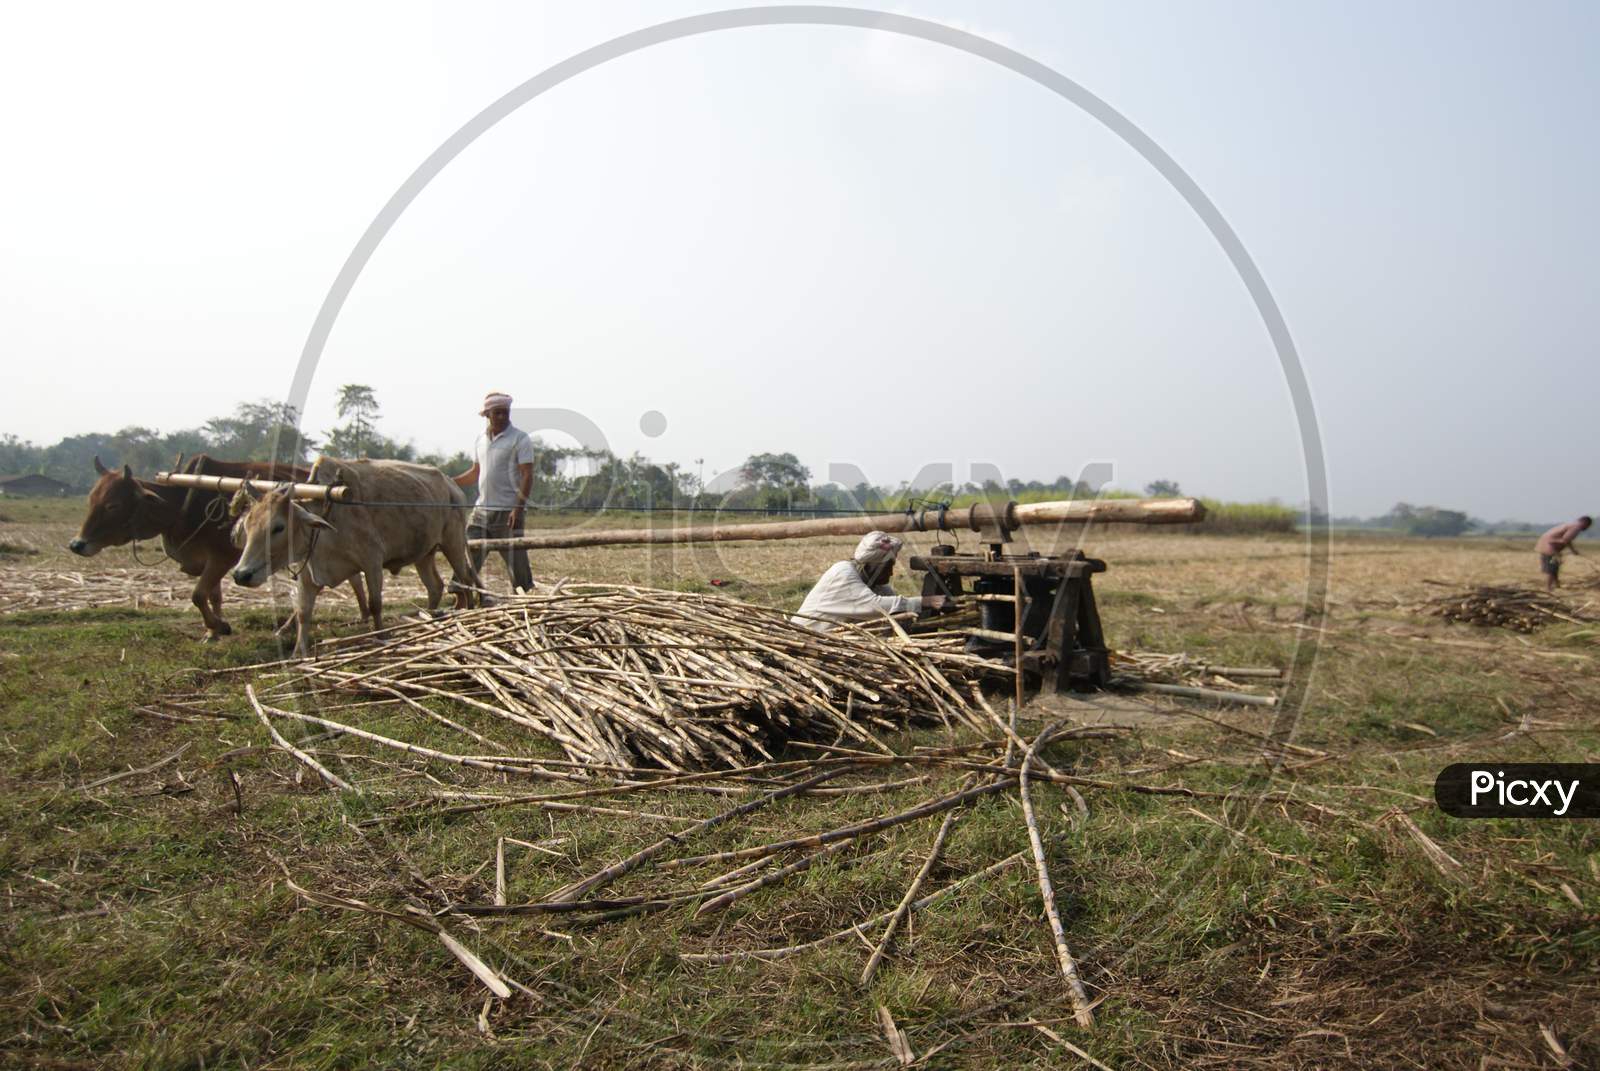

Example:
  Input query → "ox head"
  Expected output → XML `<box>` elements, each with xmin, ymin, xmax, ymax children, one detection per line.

<box><xmin>230</xmin><ymin>485</ymin><xmax>335</xmax><ymax>587</ymax></box>
<box><xmin>68</xmin><ymin>456</ymin><xmax>169</xmax><ymax>557</ymax></box>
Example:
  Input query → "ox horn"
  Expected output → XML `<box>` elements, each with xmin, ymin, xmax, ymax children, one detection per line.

<box><xmin>93</xmin><ymin>455</ymin><xmax>109</xmax><ymax>476</ymax></box>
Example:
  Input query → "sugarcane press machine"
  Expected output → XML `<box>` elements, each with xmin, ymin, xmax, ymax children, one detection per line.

<box><xmin>905</xmin><ymin>502</ymin><xmax>1111</xmax><ymax>692</ymax></box>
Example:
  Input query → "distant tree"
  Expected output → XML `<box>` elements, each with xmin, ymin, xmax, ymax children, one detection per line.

<box><xmin>41</xmin><ymin>432</ymin><xmax>121</xmax><ymax>486</ymax></box>
<box><xmin>161</xmin><ymin>427</ymin><xmax>213</xmax><ymax>464</ymax></box>
<box><xmin>323</xmin><ymin>384</ymin><xmax>380</xmax><ymax>458</ymax></box>
<box><xmin>1145</xmin><ymin>479</ymin><xmax>1182</xmax><ymax>497</ymax></box>
<box><xmin>0</xmin><ymin>434</ymin><xmax>43</xmax><ymax>477</ymax></box>
<box><xmin>105</xmin><ymin>426</ymin><xmax>177</xmax><ymax>474</ymax></box>
<box><xmin>1402</xmin><ymin>507</ymin><xmax>1472</xmax><ymax>538</ymax></box>
<box><xmin>204</xmin><ymin>400</ymin><xmax>313</xmax><ymax>465</ymax></box>
<box><xmin>739</xmin><ymin>452</ymin><xmax>810</xmax><ymax>489</ymax></box>
<box><xmin>416</xmin><ymin>449</ymin><xmax>475</xmax><ymax>476</ymax></box>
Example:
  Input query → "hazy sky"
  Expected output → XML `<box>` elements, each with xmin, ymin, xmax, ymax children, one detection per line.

<box><xmin>2</xmin><ymin>2</ymin><xmax>1595</xmax><ymax>520</ymax></box>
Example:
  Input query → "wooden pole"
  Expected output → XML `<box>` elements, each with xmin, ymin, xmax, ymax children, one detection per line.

<box><xmin>472</xmin><ymin>497</ymin><xmax>1205</xmax><ymax>550</ymax></box>
<box><xmin>153</xmin><ymin>471</ymin><xmax>351</xmax><ymax>503</ymax></box>
<box><xmin>1012</xmin><ymin>565</ymin><xmax>1026</xmax><ymax>717</ymax></box>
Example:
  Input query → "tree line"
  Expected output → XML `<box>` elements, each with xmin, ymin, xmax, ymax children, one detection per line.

<box><xmin>0</xmin><ymin>394</ymin><xmax>473</xmax><ymax>493</ymax></box>
<box><xmin>1</xmin><ymin>387</ymin><xmax>1111</xmax><ymax>515</ymax></box>
<box><xmin>11</xmin><ymin>390</ymin><xmax>1521</xmax><ymax>533</ymax></box>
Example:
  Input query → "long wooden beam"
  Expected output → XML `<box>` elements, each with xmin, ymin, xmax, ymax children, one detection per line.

<box><xmin>153</xmin><ymin>471</ymin><xmax>351</xmax><ymax>503</ymax></box>
<box><xmin>471</xmin><ymin>497</ymin><xmax>1205</xmax><ymax>550</ymax></box>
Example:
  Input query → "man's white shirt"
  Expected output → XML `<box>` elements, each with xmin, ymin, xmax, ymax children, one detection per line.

<box><xmin>473</xmin><ymin>425</ymin><xmax>535</xmax><ymax>510</ymax></box>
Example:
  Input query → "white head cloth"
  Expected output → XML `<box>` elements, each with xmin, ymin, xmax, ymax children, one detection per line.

<box><xmin>853</xmin><ymin>531</ymin><xmax>903</xmax><ymax>566</ymax></box>
<box><xmin>480</xmin><ymin>391</ymin><xmax>513</xmax><ymax>415</ymax></box>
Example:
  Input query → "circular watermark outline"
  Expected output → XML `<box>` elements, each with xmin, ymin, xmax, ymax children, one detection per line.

<box><xmin>269</xmin><ymin>5</ymin><xmax>1331</xmax><ymax>1060</ymax></box>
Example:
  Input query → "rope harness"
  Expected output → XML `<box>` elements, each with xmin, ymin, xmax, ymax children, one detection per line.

<box><xmin>283</xmin><ymin>500</ymin><xmax>332</xmax><ymax>589</ymax></box>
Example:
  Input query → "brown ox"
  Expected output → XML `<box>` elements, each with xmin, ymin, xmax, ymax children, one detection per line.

<box><xmin>230</xmin><ymin>457</ymin><xmax>477</xmax><ymax>655</ymax></box>
<box><xmin>67</xmin><ymin>455</ymin><xmax>371</xmax><ymax>640</ymax></box>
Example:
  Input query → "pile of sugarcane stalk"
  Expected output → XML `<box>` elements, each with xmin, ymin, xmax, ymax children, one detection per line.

<box><xmin>1417</xmin><ymin>584</ymin><xmax>1591</xmax><ymax>633</ymax></box>
<box><xmin>247</xmin><ymin>583</ymin><xmax>1001</xmax><ymax>771</ymax></box>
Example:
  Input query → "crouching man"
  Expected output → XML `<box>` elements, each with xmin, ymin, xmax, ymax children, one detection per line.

<box><xmin>791</xmin><ymin>531</ymin><xmax>952</xmax><ymax>632</ymax></box>
<box><xmin>1536</xmin><ymin>515</ymin><xmax>1591</xmax><ymax>591</ymax></box>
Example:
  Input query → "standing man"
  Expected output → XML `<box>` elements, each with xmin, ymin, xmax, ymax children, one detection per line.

<box><xmin>791</xmin><ymin>531</ymin><xmax>952</xmax><ymax>632</ymax></box>
<box><xmin>1535</xmin><ymin>515</ymin><xmax>1591</xmax><ymax>591</ymax></box>
<box><xmin>454</xmin><ymin>391</ymin><xmax>535</xmax><ymax>594</ymax></box>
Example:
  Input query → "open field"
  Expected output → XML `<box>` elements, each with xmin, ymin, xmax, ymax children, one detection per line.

<box><xmin>2</xmin><ymin>497</ymin><xmax>1597</xmax><ymax>1068</ymax></box>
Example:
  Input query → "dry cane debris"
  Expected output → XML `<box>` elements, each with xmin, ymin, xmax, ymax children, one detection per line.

<box><xmin>0</xmin><ymin>562</ymin><xmax>374</xmax><ymax>615</ymax></box>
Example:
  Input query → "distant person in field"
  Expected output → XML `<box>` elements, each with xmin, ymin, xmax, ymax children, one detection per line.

<box><xmin>452</xmin><ymin>391</ymin><xmax>534</xmax><ymax>594</ymax></box>
<box><xmin>1535</xmin><ymin>515</ymin><xmax>1591</xmax><ymax>591</ymax></box>
<box><xmin>791</xmin><ymin>531</ymin><xmax>952</xmax><ymax>632</ymax></box>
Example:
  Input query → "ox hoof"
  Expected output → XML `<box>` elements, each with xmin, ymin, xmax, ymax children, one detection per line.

<box><xmin>213</xmin><ymin>621</ymin><xmax>233</xmax><ymax>637</ymax></box>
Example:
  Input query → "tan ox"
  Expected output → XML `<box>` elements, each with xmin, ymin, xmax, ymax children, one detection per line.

<box><xmin>231</xmin><ymin>458</ymin><xmax>478</xmax><ymax>655</ymax></box>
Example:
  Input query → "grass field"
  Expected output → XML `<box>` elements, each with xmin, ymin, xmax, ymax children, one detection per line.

<box><xmin>2</xmin><ymin>497</ymin><xmax>1597</xmax><ymax>1069</ymax></box>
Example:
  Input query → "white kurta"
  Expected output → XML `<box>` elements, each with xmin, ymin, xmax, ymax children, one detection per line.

<box><xmin>791</xmin><ymin>560</ymin><xmax>923</xmax><ymax>632</ymax></box>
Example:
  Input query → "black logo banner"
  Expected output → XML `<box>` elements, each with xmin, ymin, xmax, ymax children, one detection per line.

<box><xmin>1435</xmin><ymin>764</ymin><xmax>1600</xmax><ymax>819</ymax></box>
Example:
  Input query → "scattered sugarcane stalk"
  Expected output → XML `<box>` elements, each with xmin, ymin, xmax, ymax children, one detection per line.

<box><xmin>1019</xmin><ymin>722</ymin><xmax>1095</xmax><ymax>1029</ymax></box>
<box><xmin>546</xmin><ymin>765</ymin><xmax>854</xmax><ymax>903</ymax></box>
<box><xmin>1112</xmin><ymin>650</ymin><xmax>1283</xmax><ymax>692</ymax></box>
<box><xmin>658</xmin><ymin>777</ymin><xmax>1015</xmax><ymax>872</ymax></box>
<box><xmin>680</xmin><ymin>838</ymin><xmax>1063</xmax><ymax>965</ymax></box>
<box><xmin>1116</xmin><ymin>679</ymin><xmax>1279</xmax><ymax>708</ymax></box>
<box><xmin>1377</xmin><ymin>807</ymin><xmax>1464</xmax><ymax>880</ymax></box>
<box><xmin>696</xmin><ymin>838</ymin><xmax>856</xmax><ymax>916</ymax></box>
<box><xmin>494</xmin><ymin>838</ymin><xmax>507</xmax><ymax>907</ymax></box>
<box><xmin>76</xmin><ymin>743</ymin><xmax>192</xmax><ymax>792</ymax></box>
<box><xmin>860</xmin><ymin>775</ymin><xmax>971</xmax><ymax>986</ymax></box>
<box><xmin>280</xmin><ymin>870</ymin><xmax>512</xmax><ymax>998</ymax></box>
<box><xmin>247</xmin><ymin>686</ymin><xmax>355</xmax><ymax>793</ymax></box>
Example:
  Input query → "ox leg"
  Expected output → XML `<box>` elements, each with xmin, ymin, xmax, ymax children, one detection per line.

<box><xmin>440</xmin><ymin>525</ymin><xmax>481</xmax><ymax>610</ymax></box>
<box><xmin>281</xmin><ymin>577</ymin><xmax>367</xmax><ymax>636</ymax></box>
<box><xmin>193</xmin><ymin>556</ymin><xmax>233</xmax><ymax>640</ymax></box>
<box><xmin>416</xmin><ymin>553</ymin><xmax>444</xmax><ymax>610</ymax></box>
<box><xmin>348</xmin><ymin>573</ymin><xmax>371</xmax><ymax>623</ymax></box>
<box><xmin>293</xmin><ymin>576</ymin><xmax>322</xmax><ymax>658</ymax></box>
<box><xmin>364</xmin><ymin>567</ymin><xmax>385</xmax><ymax>634</ymax></box>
